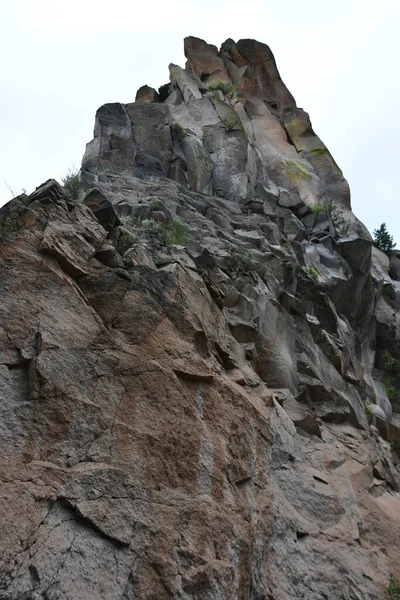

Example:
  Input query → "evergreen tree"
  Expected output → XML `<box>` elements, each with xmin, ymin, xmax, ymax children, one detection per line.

<box><xmin>373</xmin><ymin>223</ymin><xmax>396</xmax><ymax>252</ymax></box>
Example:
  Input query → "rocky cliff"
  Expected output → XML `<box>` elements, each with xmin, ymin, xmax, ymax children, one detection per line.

<box><xmin>1</xmin><ymin>36</ymin><xmax>400</xmax><ymax>600</ymax></box>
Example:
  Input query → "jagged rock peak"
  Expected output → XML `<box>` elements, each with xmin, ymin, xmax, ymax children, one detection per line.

<box><xmin>183</xmin><ymin>36</ymin><xmax>297</xmax><ymax>111</ymax></box>
<box><xmin>82</xmin><ymin>36</ymin><xmax>367</xmax><ymax>237</ymax></box>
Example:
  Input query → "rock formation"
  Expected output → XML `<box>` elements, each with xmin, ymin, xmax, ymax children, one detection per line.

<box><xmin>0</xmin><ymin>36</ymin><xmax>400</xmax><ymax>599</ymax></box>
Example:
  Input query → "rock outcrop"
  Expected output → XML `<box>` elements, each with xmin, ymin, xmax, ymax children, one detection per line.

<box><xmin>0</xmin><ymin>37</ymin><xmax>399</xmax><ymax>599</ymax></box>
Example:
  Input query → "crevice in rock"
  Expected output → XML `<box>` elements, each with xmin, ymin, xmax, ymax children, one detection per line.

<box><xmin>58</xmin><ymin>498</ymin><xmax>130</xmax><ymax>547</ymax></box>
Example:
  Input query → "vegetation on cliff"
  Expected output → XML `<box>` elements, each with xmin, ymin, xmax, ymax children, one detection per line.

<box><xmin>374</xmin><ymin>223</ymin><xmax>396</xmax><ymax>252</ymax></box>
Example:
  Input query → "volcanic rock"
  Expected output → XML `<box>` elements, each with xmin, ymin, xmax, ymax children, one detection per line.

<box><xmin>0</xmin><ymin>36</ymin><xmax>399</xmax><ymax>600</ymax></box>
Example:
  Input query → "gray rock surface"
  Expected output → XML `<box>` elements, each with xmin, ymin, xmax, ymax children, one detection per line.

<box><xmin>0</xmin><ymin>36</ymin><xmax>400</xmax><ymax>600</ymax></box>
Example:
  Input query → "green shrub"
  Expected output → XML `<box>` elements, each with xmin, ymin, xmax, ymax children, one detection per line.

<box><xmin>225</xmin><ymin>248</ymin><xmax>268</xmax><ymax>277</ymax></box>
<box><xmin>282</xmin><ymin>241</ymin><xmax>296</xmax><ymax>257</ymax></box>
<box><xmin>325</xmin><ymin>201</ymin><xmax>350</xmax><ymax>236</ymax></box>
<box><xmin>390</xmin><ymin>440</ymin><xmax>400</xmax><ymax>454</ymax></box>
<box><xmin>117</xmin><ymin>214</ymin><xmax>187</xmax><ymax>248</ymax></box>
<box><xmin>119</xmin><ymin>215</ymin><xmax>137</xmax><ymax>229</ymax></box>
<box><xmin>62</xmin><ymin>167</ymin><xmax>83</xmax><ymax>202</ymax></box>
<box><xmin>385</xmin><ymin>576</ymin><xmax>400</xmax><ymax>599</ymax></box>
<box><xmin>14</xmin><ymin>192</ymin><xmax>31</xmax><ymax>206</ymax></box>
<box><xmin>226</xmin><ymin>248</ymin><xmax>256</xmax><ymax>272</ymax></box>
<box><xmin>117</xmin><ymin>230</ymin><xmax>136</xmax><ymax>255</ymax></box>
<box><xmin>312</xmin><ymin>204</ymin><xmax>325</xmax><ymax>215</ymax></box>
<box><xmin>383</xmin><ymin>349</ymin><xmax>400</xmax><ymax>404</ymax></box>
<box><xmin>302</xmin><ymin>264</ymin><xmax>321</xmax><ymax>281</ymax></box>
<box><xmin>172</xmin><ymin>122</ymin><xmax>187</xmax><ymax>141</ymax></box>
<box><xmin>0</xmin><ymin>212</ymin><xmax>22</xmax><ymax>234</ymax></box>
<box><xmin>206</xmin><ymin>80</ymin><xmax>236</xmax><ymax>96</ymax></box>
<box><xmin>385</xmin><ymin>380</ymin><xmax>400</xmax><ymax>403</ymax></box>
<box><xmin>164</xmin><ymin>219</ymin><xmax>187</xmax><ymax>246</ymax></box>
<box><xmin>140</xmin><ymin>218</ymin><xmax>163</xmax><ymax>233</ymax></box>
<box><xmin>119</xmin><ymin>216</ymin><xmax>162</xmax><ymax>233</ymax></box>
<box><xmin>364</xmin><ymin>404</ymin><xmax>372</xmax><ymax>418</ymax></box>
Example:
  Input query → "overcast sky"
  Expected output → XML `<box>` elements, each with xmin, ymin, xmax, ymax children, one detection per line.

<box><xmin>0</xmin><ymin>0</ymin><xmax>399</xmax><ymax>244</ymax></box>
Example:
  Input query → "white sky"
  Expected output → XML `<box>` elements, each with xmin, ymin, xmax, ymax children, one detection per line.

<box><xmin>0</xmin><ymin>0</ymin><xmax>399</xmax><ymax>244</ymax></box>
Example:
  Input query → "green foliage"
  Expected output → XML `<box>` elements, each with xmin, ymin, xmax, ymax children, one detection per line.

<box><xmin>385</xmin><ymin>576</ymin><xmax>400</xmax><ymax>599</ymax></box>
<box><xmin>282</xmin><ymin>241</ymin><xmax>296</xmax><ymax>257</ymax></box>
<box><xmin>62</xmin><ymin>167</ymin><xmax>83</xmax><ymax>202</ymax></box>
<box><xmin>302</xmin><ymin>264</ymin><xmax>321</xmax><ymax>281</ymax></box>
<box><xmin>119</xmin><ymin>216</ymin><xmax>162</xmax><ymax>233</ymax></box>
<box><xmin>311</xmin><ymin>204</ymin><xmax>325</xmax><ymax>215</ymax></box>
<box><xmin>364</xmin><ymin>404</ymin><xmax>372</xmax><ymax>418</ymax></box>
<box><xmin>225</xmin><ymin>248</ymin><xmax>267</xmax><ymax>277</ymax></box>
<box><xmin>326</xmin><ymin>201</ymin><xmax>350</xmax><ymax>236</ymax></box>
<box><xmin>141</xmin><ymin>218</ymin><xmax>163</xmax><ymax>233</ymax></box>
<box><xmin>226</xmin><ymin>249</ymin><xmax>256</xmax><ymax>272</ymax></box>
<box><xmin>391</xmin><ymin>440</ymin><xmax>400</xmax><ymax>454</ymax></box>
<box><xmin>383</xmin><ymin>349</ymin><xmax>400</xmax><ymax>404</ymax></box>
<box><xmin>384</xmin><ymin>349</ymin><xmax>397</xmax><ymax>370</ymax></box>
<box><xmin>373</xmin><ymin>223</ymin><xmax>396</xmax><ymax>252</ymax></box>
<box><xmin>17</xmin><ymin>193</ymin><xmax>31</xmax><ymax>206</ymax></box>
<box><xmin>171</xmin><ymin>122</ymin><xmax>187</xmax><ymax>141</ymax></box>
<box><xmin>0</xmin><ymin>212</ymin><xmax>22</xmax><ymax>234</ymax></box>
<box><xmin>117</xmin><ymin>230</ymin><xmax>136</xmax><ymax>255</ymax></box>
<box><xmin>117</xmin><ymin>214</ymin><xmax>187</xmax><ymax>249</ymax></box>
<box><xmin>119</xmin><ymin>215</ymin><xmax>136</xmax><ymax>229</ymax></box>
<box><xmin>164</xmin><ymin>219</ymin><xmax>187</xmax><ymax>246</ymax></box>
<box><xmin>0</xmin><ymin>189</ymin><xmax>32</xmax><ymax>235</ymax></box>
<box><xmin>206</xmin><ymin>80</ymin><xmax>236</xmax><ymax>96</ymax></box>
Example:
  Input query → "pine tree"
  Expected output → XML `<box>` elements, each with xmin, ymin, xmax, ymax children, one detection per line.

<box><xmin>373</xmin><ymin>223</ymin><xmax>396</xmax><ymax>252</ymax></box>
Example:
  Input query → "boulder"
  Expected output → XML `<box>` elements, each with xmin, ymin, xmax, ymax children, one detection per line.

<box><xmin>135</xmin><ymin>85</ymin><xmax>160</xmax><ymax>103</ymax></box>
<box><xmin>184</xmin><ymin>36</ymin><xmax>229</xmax><ymax>82</ymax></box>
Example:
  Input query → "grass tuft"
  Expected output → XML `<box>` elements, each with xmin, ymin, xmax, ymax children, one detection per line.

<box><xmin>206</xmin><ymin>80</ymin><xmax>236</xmax><ymax>96</ymax></box>
<box><xmin>62</xmin><ymin>167</ymin><xmax>83</xmax><ymax>202</ymax></box>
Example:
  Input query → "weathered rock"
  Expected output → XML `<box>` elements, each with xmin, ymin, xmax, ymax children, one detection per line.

<box><xmin>283</xmin><ymin>109</ymin><xmax>351</xmax><ymax>209</ymax></box>
<box><xmin>389</xmin><ymin>250</ymin><xmax>400</xmax><ymax>280</ymax></box>
<box><xmin>95</xmin><ymin>242</ymin><xmax>124</xmax><ymax>268</ymax></box>
<box><xmin>179</xmin><ymin>134</ymin><xmax>213</xmax><ymax>193</ymax></box>
<box><xmin>30</xmin><ymin>178</ymin><xmax>70</xmax><ymax>205</ymax></box>
<box><xmin>81</xmin><ymin>102</ymin><xmax>134</xmax><ymax>179</ymax></box>
<box><xmin>203</xmin><ymin>124</ymin><xmax>249</xmax><ymax>200</ymax></box>
<box><xmin>83</xmin><ymin>187</ymin><xmax>120</xmax><ymax>230</ymax></box>
<box><xmin>135</xmin><ymin>84</ymin><xmax>160</xmax><ymax>103</ymax></box>
<box><xmin>0</xmin><ymin>35</ymin><xmax>400</xmax><ymax>600</ymax></box>
<box><xmin>184</xmin><ymin>36</ymin><xmax>229</xmax><ymax>83</ymax></box>
<box><xmin>235</xmin><ymin>38</ymin><xmax>297</xmax><ymax>110</ymax></box>
<box><xmin>169</xmin><ymin>63</ymin><xmax>203</xmax><ymax>104</ymax></box>
<box><xmin>125</xmin><ymin>102</ymin><xmax>172</xmax><ymax>177</ymax></box>
<box><xmin>282</xmin><ymin>396</ymin><xmax>322</xmax><ymax>437</ymax></box>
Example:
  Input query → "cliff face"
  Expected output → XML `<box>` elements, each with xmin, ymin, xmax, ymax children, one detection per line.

<box><xmin>0</xmin><ymin>36</ymin><xmax>400</xmax><ymax>600</ymax></box>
